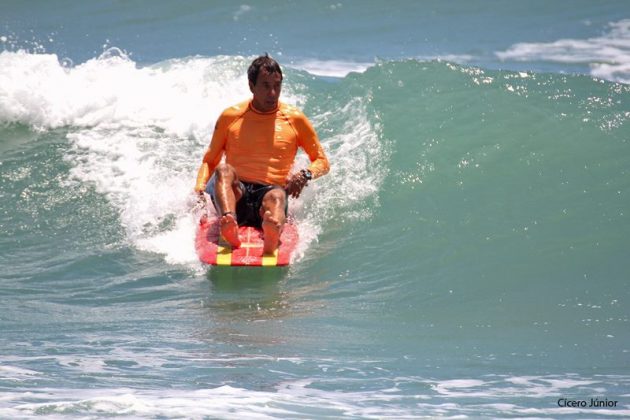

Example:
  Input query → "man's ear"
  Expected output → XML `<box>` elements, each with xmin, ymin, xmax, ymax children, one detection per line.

<box><xmin>249</xmin><ymin>81</ymin><xmax>255</xmax><ymax>93</ymax></box>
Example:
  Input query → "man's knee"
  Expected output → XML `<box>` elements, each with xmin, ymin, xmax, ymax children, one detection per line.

<box><xmin>261</xmin><ymin>188</ymin><xmax>287</xmax><ymax>219</ymax></box>
<box><xmin>263</xmin><ymin>188</ymin><xmax>286</xmax><ymax>206</ymax></box>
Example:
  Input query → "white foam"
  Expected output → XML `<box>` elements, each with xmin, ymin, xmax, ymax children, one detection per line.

<box><xmin>0</xmin><ymin>383</ymin><xmax>411</xmax><ymax>419</ymax></box>
<box><xmin>0</xmin><ymin>49</ymin><xmax>253</xmax><ymax>135</ymax></box>
<box><xmin>435</xmin><ymin>379</ymin><xmax>486</xmax><ymax>392</ymax></box>
<box><xmin>496</xmin><ymin>19</ymin><xmax>630</xmax><ymax>84</ymax></box>
<box><xmin>293</xmin><ymin>96</ymin><xmax>388</xmax><ymax>261</ymax></box>
<box><xmin>0</xmin><ymin>365</ymin><xmax>41</xmax><ymax>381</ymax></box>
<box><xmin>233</xmin><ymin>5</ymin><xmax>253</xmax><ymax>21</ymax></box>
<box><xmin>2</xmin><ymin>375</ymin><xmax>629</xmax><ymax>418</ymax></box>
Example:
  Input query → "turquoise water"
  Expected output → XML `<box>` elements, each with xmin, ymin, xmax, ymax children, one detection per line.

<box><xmin>1</xmin><ymin>1</ymin><xmax>629</xmax><ymax>418</ymax></box>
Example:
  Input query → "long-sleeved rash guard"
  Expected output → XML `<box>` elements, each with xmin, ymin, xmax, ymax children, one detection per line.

<box><xmin>195</xmin><ymin>100</ymin><xmax>330</xmax><ymax>192</ymax></box>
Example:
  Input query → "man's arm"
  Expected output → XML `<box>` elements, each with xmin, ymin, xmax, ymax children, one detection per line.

<box><xmin>194</xmin><ymin>115</ymin><xmax>231</xmax><ymax>193</ymax></box>
<box><xmin>294</xmin><ymin>112</ymin><xmax>330</xmax><ymax>179</ymax></box>
<box><xmin>285</xmin><ymin>111</ymin><xmax>330</xmax><ymax>198</ymax></box>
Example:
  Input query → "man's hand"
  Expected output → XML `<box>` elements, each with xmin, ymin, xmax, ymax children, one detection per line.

<box><xmin>285</xmin><ymin>171</ymin><xmax>310</xmax><ymax>199</ymax></box>
<box><xmin>194</xmin><ymin>191</ymin><xmax>207</xmax><ymax>209</ymax></box>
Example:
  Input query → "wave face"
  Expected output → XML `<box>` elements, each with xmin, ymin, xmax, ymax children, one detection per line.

<box><xmin>1</xmin><ymin>48</ymin><xmax>629</xmax><ymax>417</ymax></box>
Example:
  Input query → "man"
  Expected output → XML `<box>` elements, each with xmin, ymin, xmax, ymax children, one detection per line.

<box><xmin>195</xmin><ymin>54</ymin><xmax>330</xmax><ymax>255</ymax></box>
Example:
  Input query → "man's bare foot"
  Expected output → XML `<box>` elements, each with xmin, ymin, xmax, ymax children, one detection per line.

<box><xmin>262</xmin><ymin>210</ymin><xmax>282</xmax><ymax>255</ymax></box>
<box><xmin>220</xmin><ymin>212</ymin><xmax>241</xmax><ymax>247</ymax></box>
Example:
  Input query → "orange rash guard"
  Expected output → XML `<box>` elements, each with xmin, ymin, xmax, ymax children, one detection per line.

<box><xmin>195</xmin><ymin>100</ymin><xmax>330</xmax><ymax>192</ymax></box>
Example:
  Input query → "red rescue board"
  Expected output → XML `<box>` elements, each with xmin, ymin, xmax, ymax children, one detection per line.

<box><xmin>195</xmin><ymin>216</ymin><xmax>299</xmax><ymax>266</ymax></box>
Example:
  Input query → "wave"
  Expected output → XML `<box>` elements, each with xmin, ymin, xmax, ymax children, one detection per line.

<box><xmin>2</xmin><ymin>51</ymin><xmax>628</xmax><ymax>274</ymax></box>
<box><xmin>0</xmin><ymin>50</ymin><xmax>387</xmax><ymax>267</ymax></box>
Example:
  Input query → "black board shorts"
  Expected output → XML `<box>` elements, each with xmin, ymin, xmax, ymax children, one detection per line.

<box><xmin>205</xmin><ymin>175</ymin><xmax>288</xmax><ymax>228</ymax></box>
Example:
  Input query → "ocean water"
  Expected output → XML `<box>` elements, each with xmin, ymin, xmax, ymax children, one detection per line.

<box><xmin>1</xmin><ymin>1</ymin><xmax>629</xmax><ymax>418</ymax></box>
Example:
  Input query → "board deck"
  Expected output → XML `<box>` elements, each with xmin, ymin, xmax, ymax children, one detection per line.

<box><xmin>195</xmin><ymin>215</ymin><xmax>299</xmax><ymax>266</ymax></box>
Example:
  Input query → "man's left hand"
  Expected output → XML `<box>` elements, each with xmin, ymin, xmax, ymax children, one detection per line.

<box><xmin>285</xmin><ymin>171</ymin><xmax>309</xmax><ymax>198</ymax></box>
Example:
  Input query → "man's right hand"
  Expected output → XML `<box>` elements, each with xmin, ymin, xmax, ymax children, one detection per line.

<box><xmin>193</xmin><ymin>191</ymin><xmax>207</xmax><ymax>211</ymax></box>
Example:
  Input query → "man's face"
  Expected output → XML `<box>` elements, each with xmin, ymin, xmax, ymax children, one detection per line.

<box><xmin>250</xmin><ymin>70</ymin><xmax>282</xmax><ymax>112</ymax></box>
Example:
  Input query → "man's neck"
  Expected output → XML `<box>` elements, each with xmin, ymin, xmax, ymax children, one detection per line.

<box><xmin>250</xmin><ymin>100</ymin><xmax>280</xmax><ymax>114</ymax></box>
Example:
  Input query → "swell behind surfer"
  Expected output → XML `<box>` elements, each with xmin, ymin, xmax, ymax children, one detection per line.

<box><xmin>194</xmin><ymin>54</ymin><xmax>330</xmax><ymax>255</ymax></box>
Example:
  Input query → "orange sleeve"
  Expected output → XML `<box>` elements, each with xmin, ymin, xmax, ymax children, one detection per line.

<box><xmin>194</xmin><ymin>113</ymin><xmax>230</xmax><ymax>192</ymax></box>
<box><xmin>293</xmin><ymin>112</ymin><xmax>330</xmax><ymax>179</ymax></box>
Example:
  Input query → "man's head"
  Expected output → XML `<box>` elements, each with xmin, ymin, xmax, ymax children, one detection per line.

<box><xmin>247</xmin><ymin>54</ymin><xmax>283</xmax><ymax>86</ymax></box>
<box><xmin>248</xmin><ymin>54</ymin><xmax>283</xmax><ymax>112</ymax></box>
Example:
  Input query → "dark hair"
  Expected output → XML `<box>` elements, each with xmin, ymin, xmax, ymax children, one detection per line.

<box><xmin>247</xmin><ymin>54</ymin><xmax>283</xmax><ymax>85</ymax></box>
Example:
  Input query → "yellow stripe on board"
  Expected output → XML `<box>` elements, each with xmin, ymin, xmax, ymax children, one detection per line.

<box><xmin>261</xmin><ymin>249</ymin><xmax>278</xmax><ymax>266</ymax></box>
<box><xmin>216</xmin><ymin>239</ymin><xmax>232</xmax><ymax>266</ymax></box>
<box><xmin>216</xmin><ymin>229</ymin><xmax>278</xmax><ymax>266</ymax></box>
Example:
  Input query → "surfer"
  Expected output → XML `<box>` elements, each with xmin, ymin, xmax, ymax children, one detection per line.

<box><xmin>194</xmin><ymin>54</ymin><xmax>330</xmax><ymax>255</ymax></box>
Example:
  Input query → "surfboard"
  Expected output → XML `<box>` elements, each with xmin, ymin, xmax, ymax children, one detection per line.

<box><xmin>195</xmin><ymin>215</ymin><xmax>299</xmax><ymax>266</ymax></box>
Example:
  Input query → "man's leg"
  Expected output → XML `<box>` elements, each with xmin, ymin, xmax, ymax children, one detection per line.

<box><xmin>214</xmin><ymin>163</ymin><xmax>242</xmax><ymax>247</ymax></box>
<box><xmin>260</xmin><ymin>188</ymin><xmax>286</xmax><ymax>255</ymax></box>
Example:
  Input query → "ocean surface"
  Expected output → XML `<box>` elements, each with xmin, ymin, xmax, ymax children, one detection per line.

<box><xmin>1</xmin><ymin>1</ymin><xmax>629</xmax><ymax>418</ymax></box>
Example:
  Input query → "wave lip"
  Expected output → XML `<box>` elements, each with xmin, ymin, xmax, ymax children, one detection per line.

<box><xmin>496</xmin><ymin>19</ymin><xmax>630</xmax><ymax>83</ymax></box>
<box><xmin>290</xmin><ymin>54</ymin><xmax>474</xmax><ymax>78</ymax></box>
<box><xmin>290</xmin><ymin>59</ymin><xmax>375</xmax><ymax>78</ymax></box>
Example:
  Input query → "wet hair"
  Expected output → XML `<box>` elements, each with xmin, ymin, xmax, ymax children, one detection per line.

<box><xmin>247</xmin><ymin>54</ymin><xmax>283</xmax><ymax>85</ymax></box>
